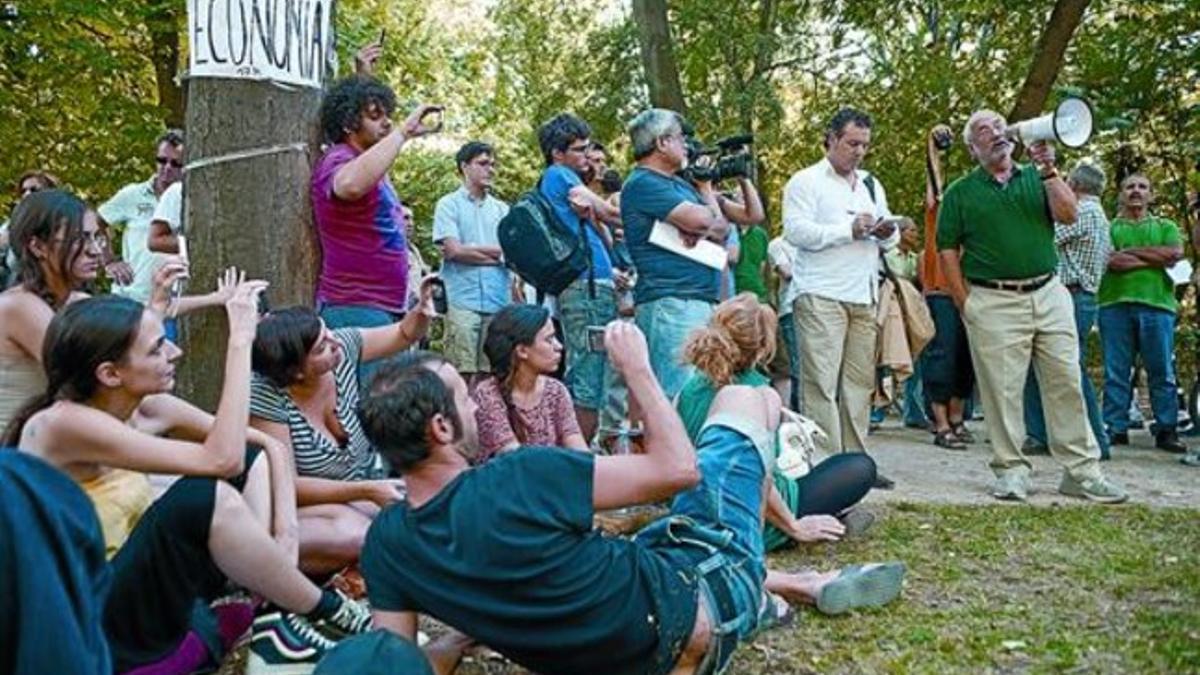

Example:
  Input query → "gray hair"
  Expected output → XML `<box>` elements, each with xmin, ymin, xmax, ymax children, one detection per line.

<box><xmin>629</xmin><ymin>109</ymin><xmax>682</xmax><ymax>160</ymax></box>
<box><xmin>962</xmin><ymin>109</ymin><xmax>1003</xmax><ymax>150</ymax></box>
<box><xmin>1068</xmin><ymin>162</ymin><xmax>1106</xmax><ymax>196</ymax></box>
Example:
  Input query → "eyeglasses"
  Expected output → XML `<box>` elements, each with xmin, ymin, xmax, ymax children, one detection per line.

<box><xmin>567</xmin><ymin>143</ymin><xmax>590</xmax><ymax>154</ymax></box>
<box><xmin>54</xmin><ymin>232</ymin><xmax>108</xmax><ymax>250</ymax></box>
<box><xmin>156</xmin><ymin>156</ymin><xmax>184</xmax><ymax>169</ymax></box>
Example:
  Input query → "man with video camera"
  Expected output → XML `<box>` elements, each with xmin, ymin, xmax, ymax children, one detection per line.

<box><xmin>621</xmin><ymin>109</ymin><xmax>763</xmax><ymax>399</ymax></box>
<box><xmin>782</xmin><ymin>108</ymin><xmax>899</xmax><ymax>487</ymax></box>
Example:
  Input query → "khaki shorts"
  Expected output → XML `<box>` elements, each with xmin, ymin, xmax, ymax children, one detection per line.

<box><xmin>443</xmin><ymin>306</ymin><xmax>493</xmax><ymax>374</ymax></box>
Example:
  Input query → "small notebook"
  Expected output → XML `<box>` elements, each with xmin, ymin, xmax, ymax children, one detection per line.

<box><xmin>648</xmin><ymin>220</ymin><xmax>727</xmax><ymax>270</ymax></box>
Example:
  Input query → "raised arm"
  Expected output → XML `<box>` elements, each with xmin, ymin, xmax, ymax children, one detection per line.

<box><xmin>592</xmin><ymin>322</ymin><xmax>699</xmax><ymax>510</ymax></box>
<box><xmin>360</xmin><ymin>277</ymin><xmax>435</xmax><ymax>361</ymax></box>
<box><xmin>48</xmin><ymin>271</ymin><xmax>267</xmax><ymax>476</ymax></box>
<box><xmin>332</xmin><ymin>104</ymin><xmax>442</xmax><ymax>201</ymax></box>
<box><xmin>719</xmin><ymin>178</ymin><xmax>765</xmax><ymax>225</ymax></box>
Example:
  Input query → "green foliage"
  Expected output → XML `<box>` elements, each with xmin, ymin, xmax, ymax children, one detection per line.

<box><xmin>1</xmin><ymin>0</ymin><xmax>1195</xmax><ymax>253</ymax></box>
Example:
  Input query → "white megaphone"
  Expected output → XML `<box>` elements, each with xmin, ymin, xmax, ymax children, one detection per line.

<box><xmin>1006</xmin><ymin>97</ymin><xmax>1093</xmax><ymax>148</ymax></box>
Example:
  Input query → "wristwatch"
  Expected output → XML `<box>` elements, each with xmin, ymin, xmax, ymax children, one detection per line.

<box><xmin>1040</xmin><ymin>167</ymin><xmax>1060</xmax><ymax>181</ymax></box>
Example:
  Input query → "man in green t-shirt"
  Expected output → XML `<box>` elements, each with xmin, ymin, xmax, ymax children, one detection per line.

<box><xmin>936</xmin><ymin>109</ymin><xmax>1126</xmax><ymax>504</ymax></box>
<box><xmin>1097</xmin><ymin>173</ymin><xmax>1187</xmax><ymax>454</ymax></box>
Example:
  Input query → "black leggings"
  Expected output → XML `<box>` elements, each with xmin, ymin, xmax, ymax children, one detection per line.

<box><xmin>104</xmin><ymin>447</ymin><xmax>261</xmax><ymax>672</ymax></box>
<box><xmin>792</xmin><ymin>452</ymin><xmax>876</xmax><ymax>518</ymax></box>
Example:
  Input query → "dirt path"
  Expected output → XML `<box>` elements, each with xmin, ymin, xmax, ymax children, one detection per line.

<box><xmin>860</xmin><ymin>419</ymin><xmax>1198</xmax><ymax>509</ymax></box>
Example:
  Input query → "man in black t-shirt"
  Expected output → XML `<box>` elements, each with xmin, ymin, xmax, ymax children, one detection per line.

<box><xmin>357</xmin><ymin>323</ymin><xmax>905</xmax><ymax>674</ymax></box>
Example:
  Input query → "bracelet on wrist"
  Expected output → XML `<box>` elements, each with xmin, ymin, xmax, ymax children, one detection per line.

<box><xmin>1040</xmin><ymin>168</ymin><xmax>1060</xmax><ymax>181</ymax></box>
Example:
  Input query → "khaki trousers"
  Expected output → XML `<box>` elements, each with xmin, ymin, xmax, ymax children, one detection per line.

<box><xmin>794</xmin><ymin>293</ymin><xmax>876</xmax><ymax>453</ymax></box>
<box><xmin>962</xmin><ymin>279</ymin><xmax>1101</xmax><ymax>481</ymax></box>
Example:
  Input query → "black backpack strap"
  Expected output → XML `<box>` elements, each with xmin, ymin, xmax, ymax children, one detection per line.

<box><xmin>863</xmin><ymin>173</ymin><xmax>877</xmax><ymax>204</ymax></box>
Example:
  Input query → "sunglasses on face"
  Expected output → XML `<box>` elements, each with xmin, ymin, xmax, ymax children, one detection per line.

<box><xmin>156</xmin><ymin>156</ymin><xmax>184</xmax><ymax>169</ymax></box>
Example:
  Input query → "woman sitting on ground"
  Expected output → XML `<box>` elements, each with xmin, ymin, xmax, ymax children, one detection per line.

<box><xmin>675</xmin><ymin>293</ymin><xmax>877</xmax><ymax>552</ymax></box>
<box><xmin>3</xmin><ymin>286</ymin><xmax>370</xmax><ymax>674</ymax></box>
<box><xmin>248</xmin><ymin>284</ymin><xmax>435</xmax><ymax>577</ymax></box>
<box><xmin>471</xmin><ymin>303</ymin><xmax>587</xmax><ymax>462</ymax></box>
<box><xmin>0</xmin><ymin>189</ymin><xmax>227</xmax><ymax>432</ymax></box>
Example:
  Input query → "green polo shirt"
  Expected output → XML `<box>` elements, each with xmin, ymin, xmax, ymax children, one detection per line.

<box><xmin>1097</xmin><ymin>215</ymin><xmax>1181</xmax><ymax>313</ymax></box>
<box><xmin>936</xmin><ymin>164</ymin><xmax>1057</xmax><ymax>281</ymax></box>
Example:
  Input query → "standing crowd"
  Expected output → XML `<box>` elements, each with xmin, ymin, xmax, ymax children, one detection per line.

<box><xmin>2</xmin><ymin>40</ymin><xmax>1198</xmax><ymax>675</ymax></box>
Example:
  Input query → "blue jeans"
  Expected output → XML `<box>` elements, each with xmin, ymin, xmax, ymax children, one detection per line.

<box><xmin>637</xmin><ymin>421</ymin><xmax>767</xmax><ymax>673</ymax></box>
<box><xmin>1100</xmin><ymin>303</ymin><xmax>1178</xmax><ymax>434</ymax></box>
<box><xmin>902</xmin><ymin>358</ymin><xmax>928</xmax><ymax>428</ymax></box>
<box><xmin>1024</xmin><ymin>290</ymin><xmax>1109</xmax><ymax>457</ymax></box>
<box><xmin>635</xmin><ymin>296</ymin><xmax>715</xmax><ymax>399</ymax></box>
<box><xmin>319</xmin><ymin>303</ymin><xmax>402</xmax><ymax>389</ymax></box>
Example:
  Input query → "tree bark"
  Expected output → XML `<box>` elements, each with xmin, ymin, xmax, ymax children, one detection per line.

<box><xmin>176</xmin><ymin>78</ymin><xmax>323</xmax><ymax>409</ymax></box>
<box><xmin>145</xmin><ymin>1</ymin><xmax>185</xmax><ymax>128</ymax></box>
<box><xmin>1007</xmin><ymin>0</ymin><xmax>1091</xmax><ymax>122</ymax></box>
<box><xmin>631</xmin><ymin>0</ymin><xmax>687</xmax><ymax>114</ymax></box>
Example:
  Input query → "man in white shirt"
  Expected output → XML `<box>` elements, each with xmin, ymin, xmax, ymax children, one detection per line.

<box><xmin>782</xmin><ymin>108</ymin><xmax>899</xmax><ymax>484</ymax></box>
<box><xmin>98</xmin><ymin>129</ymin><xmax>184</xmax><ymax>302</ymax></box>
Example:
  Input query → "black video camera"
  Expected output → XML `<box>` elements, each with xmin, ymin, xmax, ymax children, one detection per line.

<box><xmin>678</xmin><ymin>132</ymin><xmax>755</xmax><ymax>184</ymax></box>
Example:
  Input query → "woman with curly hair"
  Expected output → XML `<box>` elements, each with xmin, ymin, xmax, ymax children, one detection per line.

<box><xmin>676</xmin><ymin>293</ymin><xmax>877</xmax><ymax>552</ymax></box>
<box><xmin>471</xmin><ymin>303</ymin><xmax>587</xmax><ymax>462</ymax></box>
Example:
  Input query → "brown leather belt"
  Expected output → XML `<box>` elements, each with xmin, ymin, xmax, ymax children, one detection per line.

<box><xmin>968</xmin><ymin>273</ymin><xmax>1053</xmax><ymax>293</ymax></box>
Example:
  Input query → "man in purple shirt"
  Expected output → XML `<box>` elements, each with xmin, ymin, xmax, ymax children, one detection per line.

<box><xmin>312</xmin><ymin>75</ymin><xmax>441</xmax><ymax>345</ymax></box>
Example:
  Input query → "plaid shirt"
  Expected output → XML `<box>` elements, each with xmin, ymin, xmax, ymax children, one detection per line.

<box><xmin>1055</xmin><ymin>195</ymin><xmax>1111</xmax><ymax>293</ymax></box>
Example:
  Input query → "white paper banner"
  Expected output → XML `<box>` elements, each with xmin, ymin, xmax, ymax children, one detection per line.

<box><xmin>189</xmin><ymin>0</ymin><xmax>333</xmax><ymax>89</ymax></box>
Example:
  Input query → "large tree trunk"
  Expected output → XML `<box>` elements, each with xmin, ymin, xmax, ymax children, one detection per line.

<box><xmin>145</xmin><ymin>1</ymin><xmax>185</xmax><ymax>128</ymax></box>
<box><xmin>176</xmin><ymin>79</ymin><xmax>323</xmax><ymax>409</ymax></box>
<box><xmin>631</xmin><ymin>0</ymin><xmax>687</xmax><ymax>114</ymax></box>
<box><xmin>1007</xmin><ymin>0</ymin><xmax>1091</xmax><ymax>122</ymax></box>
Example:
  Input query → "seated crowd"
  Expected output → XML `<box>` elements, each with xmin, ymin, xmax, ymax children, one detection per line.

<box><xmin>3</xmin><ymin>39</ymin><xmax>1193</xmax><ymax>675</ymax></box>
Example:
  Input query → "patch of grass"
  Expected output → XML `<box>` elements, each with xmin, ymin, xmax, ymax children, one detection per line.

<box><xmin>226</xmin><ymin>504</ymin><xmax>1200</xmax><ymax>674</ymax></box>
<box><xmin>733</xmin><ymin>503</ymin><xmax>1200</xmax><ymax>674</ymax></box>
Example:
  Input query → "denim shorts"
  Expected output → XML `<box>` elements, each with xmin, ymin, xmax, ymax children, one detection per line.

<box><xmin>635</xmin><ymin>296</ymin><xmax>715</xmax><ymax>399</ymax></box>
<box><xmin>636</xmin><ymin>422</ymin><xmax>769</xmax><ymax>673</ymax></box>
<box><xmin>558</xmin><ymin>278</ymin><xmax>618</xmax><ymax>410</ymax></box>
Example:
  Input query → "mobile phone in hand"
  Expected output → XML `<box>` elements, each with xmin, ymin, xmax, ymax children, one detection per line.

<box><xmin>430</xmin><ymin>277</ymin><xmax>448</xmax><ymax>315</ymax></box>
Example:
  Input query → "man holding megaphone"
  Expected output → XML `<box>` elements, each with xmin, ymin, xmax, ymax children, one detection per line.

<box><xmin>935</xmin><ymin>107</ymin><xmax>1128</xmax><ymax>504</ymax></box>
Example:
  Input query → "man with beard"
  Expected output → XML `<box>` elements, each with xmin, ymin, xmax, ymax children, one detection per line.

<box><xmin>936</xmin><ymin>109</ymin><xmax>1127</xmax><ymax>503</ymax></box>
<box><xmin>357</xmin><ymin>323</ymin><xmax>905</xmax><ymax>675</ymax></box>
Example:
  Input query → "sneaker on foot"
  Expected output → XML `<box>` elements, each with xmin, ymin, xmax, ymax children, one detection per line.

<box><xmin>316</xmin><ymin>590</ymin><xmax>373</xmax><ymax>639</ymax></box>
<box><xmin>815</xmin><ymin>562</ymin><xmax>906</xmax><ymax>615</ymax></box>
<box><xmin>247</xmin><ymin>610</ymin><xmax>335</xmax><ymax>674</ymax></box>
<box><xmin>1058</xmin><ymin>473</ymin><xmax>1129</xmax><ymax>504</ymax></box>
<box><xmin>991</xmin><ymin>472</ymin><xmax>1029</xmax><ymax>501</ymax></box>
<box><xmin>1181</xmin><ymin>450</ymin><xmax>1200</xmax><ymax>467</ymax></box>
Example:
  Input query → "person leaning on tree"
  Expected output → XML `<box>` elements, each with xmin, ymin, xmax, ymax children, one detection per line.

<box><xmin>936</xmin><ymin>108</ymin><xmax>1127</xmax><ymax>504</ymax></box>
